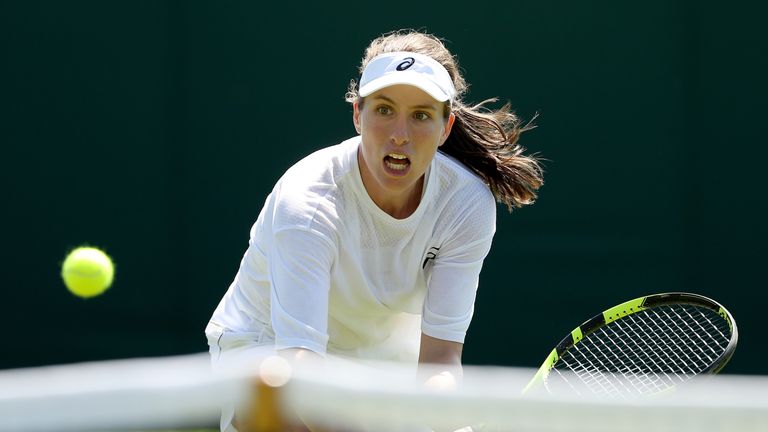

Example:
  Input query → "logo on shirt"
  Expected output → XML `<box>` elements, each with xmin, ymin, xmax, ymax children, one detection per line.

<box><xmin>422</xmin><ymin>247</ymin><xmax>440</xmax><ymax>269</ymax></box>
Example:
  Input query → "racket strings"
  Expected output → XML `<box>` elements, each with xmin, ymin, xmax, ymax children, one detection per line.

<box><xmin>556</xmin><ymin>343</ymin><xmax>632</xmax><ymax>396</ymax></box>
<box><xmin>617</xmin><ymin>316</ymin><xmax>681</xmax><ymax>377</ymax></box>
<box><xmin>585</xmin><ymin>328</ymin><xmax>658</xmax><ymax>395</ymax></box>
<box><xmin>551</xmin><ymin>304</ymin><xmax>731</xmax><ymax>396</ymax></box>
<box><xmin>570</xmin><ymin>321</ymin><xmax>677</xmax><ymax>396</ymax></box>
<box><xmin>656</xmin><ymin>309</ymin><xmax>714</xmax><ymax>367</ymax></box>
<box><xmin>629</xmin><ymin>311</ymin><xmax>700</xmax><ymax>376</ymax></box>
<box><xmin>604</xmin><ymin>319</ymin><xmax>681</xmax><ymax>393</ymax></box>
<box><xmin>659</xmin><ymin>307</ymin><xmax>730</xmax><ymax>367</ymax></box>
<box><xmin>641</xmin><ymin>314</ymin><xmax>697</xmax><ymax>374</ymax></box>
<box><xmin>676</xmin><ymin>307</ymin><xmax>729</xmax><ymax>357</ymax></box>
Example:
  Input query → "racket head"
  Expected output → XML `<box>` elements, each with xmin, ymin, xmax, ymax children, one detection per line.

<box><xmin>524</xmin><ymin>292</ymin><xmax>738</xmax><ymax>397</ymax></box>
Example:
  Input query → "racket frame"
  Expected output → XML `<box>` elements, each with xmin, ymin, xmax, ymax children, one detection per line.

<box><xmin>523</xmin><ymin>292</ymin><xmax>738</xmax><ymax>394</ymax></box>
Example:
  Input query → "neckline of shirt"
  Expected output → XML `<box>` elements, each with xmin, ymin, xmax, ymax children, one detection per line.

<box><xmin>347</xmin><ymin>136</ymin><xmax>436</xmax><ymax>225</ymax></box>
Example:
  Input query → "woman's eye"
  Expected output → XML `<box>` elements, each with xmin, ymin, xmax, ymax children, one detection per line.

<box><xmin>376</xmin><ymin>106</ymin><xmax>392</xmax><ymax>115</ymax></box>
<box><xmin>414</xmin><ymin>111</ymin><xmax>431</xmax><ymax>121</ymax></box>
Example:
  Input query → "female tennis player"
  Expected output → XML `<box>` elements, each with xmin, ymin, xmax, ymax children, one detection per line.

<box><xmin>206</xmin><ymin>30</ymin><xmax>543</xmax><ymax>431</ymax></box>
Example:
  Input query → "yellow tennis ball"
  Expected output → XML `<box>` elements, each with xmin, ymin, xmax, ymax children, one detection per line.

<box><xmin>61</xmin><ymin>247</ymin><xmax>114</xmax><ymax>298</ymax></box>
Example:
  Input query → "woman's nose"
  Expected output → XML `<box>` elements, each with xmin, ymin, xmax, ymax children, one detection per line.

<box><xmin>390</xmin><ymin>115</ymin><xmax>409</xmax><ymax>146</ymax></box>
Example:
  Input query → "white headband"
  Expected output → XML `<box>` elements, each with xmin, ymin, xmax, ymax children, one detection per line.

<box><xmin>358</xmin><ymin>52</ymin><xmax>456</xmax><ymax>102</ymax></box>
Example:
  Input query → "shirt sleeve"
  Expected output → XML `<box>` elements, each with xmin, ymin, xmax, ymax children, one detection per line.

<box><xmin>421</xmin><ymin>191</ymin><xmax>496</xmax><ymax>343</ymax></box>
<box><xmin>269</xmin><ymin>227</ymin><xmax>335</xmax><ymax>355</ymax></box>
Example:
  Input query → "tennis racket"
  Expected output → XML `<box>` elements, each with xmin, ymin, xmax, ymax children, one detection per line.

<box><xmin>523</xmin><ymin>292</ymin><xmax>738</xmax><ymax>397</ymax></box>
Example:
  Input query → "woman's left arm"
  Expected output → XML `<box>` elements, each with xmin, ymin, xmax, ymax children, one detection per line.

<box><xmin>418</xmin><ymin>335</ymin><xmax>468</xmax><ymax>432</ymax></box>
<box><xmin>418</xmin><ymin>333</ymin><xmax>464</xmax><ymax>390</ymax></box>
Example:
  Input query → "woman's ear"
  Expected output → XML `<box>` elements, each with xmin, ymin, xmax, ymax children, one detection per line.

<box><xmin>439</xmin><ymin>112</ymin><xmax>456</xmax><ymax>146</ymax></box>
<box><xmin>353</xmin><ymin>100</ymin><xmax>362</xmax><ymax>134</ymax></box>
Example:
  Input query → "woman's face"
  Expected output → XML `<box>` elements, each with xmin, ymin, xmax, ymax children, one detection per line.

<box><xmin>353</xmin><ymin>84</ymin><xmax>454</xmax><ymax>212</ymax></box>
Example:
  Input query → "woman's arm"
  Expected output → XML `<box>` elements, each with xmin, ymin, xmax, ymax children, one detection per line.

<box><xmin>419</xmin><ymin>334</ymin><xmax>467</xmax><ymax>431</ymax></box>
<box><xmin>418</xmin><ymin>333</ymin><xmax>463</xmax><ymax>390</ymax></box>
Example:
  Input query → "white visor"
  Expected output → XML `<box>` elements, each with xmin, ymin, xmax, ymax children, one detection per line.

<box><xmin>358</xmin><ymin>52</ymin><xmax>456</xmax><ymax>102</ymax></box>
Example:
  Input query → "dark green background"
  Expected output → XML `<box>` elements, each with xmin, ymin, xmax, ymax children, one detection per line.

<box><xmin>2</xmin><ymin>1</ymin><xmax>765</xmax><ymax>374</ymax></box>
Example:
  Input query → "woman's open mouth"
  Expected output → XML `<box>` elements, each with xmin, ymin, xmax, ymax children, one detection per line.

<box><xmin>383</xmin><ymin>153</ymin><xmax>410</xmax><ymax>176</ymax></box>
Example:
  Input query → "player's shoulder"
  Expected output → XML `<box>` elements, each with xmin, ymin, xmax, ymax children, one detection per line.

<box><xmin>283</xmin><ymin>137</ymin><xmax>356</xmax><ymax>178</ymax></box>
<box><xmin>268</xmin><ymin>137</ymin><xmax>358</xmax><ymax>232</ymax></box>
<box><xmin>434</xmin><ymin>150</ymin><xmax>495</xmax><ymax>208</ymax></box>
<box><xmin>431</xmin><ymin>151</ymin><xmax>497</xmax><ymax>239</ymax></box>
<box><xmin>276</xmin><ymin>137</ymin><xmax>357</xmax><ymax>192</ymax></box>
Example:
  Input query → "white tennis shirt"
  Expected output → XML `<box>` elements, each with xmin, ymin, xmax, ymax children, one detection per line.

<box><xmin>208</xmin><ymin>136</ymin><xmax>496</xmax><ymax>362</ymax></box>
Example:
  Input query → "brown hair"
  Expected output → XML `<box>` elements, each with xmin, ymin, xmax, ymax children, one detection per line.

<box><xmin>346</xmin><ymin>30</ymin><xmax>543</xmax><ymax>211</ymax></box>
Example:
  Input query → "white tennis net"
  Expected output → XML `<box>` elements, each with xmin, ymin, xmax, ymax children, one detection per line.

<box><xmin>1</xmin><ymin>353</ymin><xmax>766</xmax><ymax>432</ymax></box>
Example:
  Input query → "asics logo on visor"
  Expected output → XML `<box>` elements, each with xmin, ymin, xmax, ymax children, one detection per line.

<box><xmin>396</xmin><ymin>57</ymin><xmax>415</xmax><ymax>71</ymax></box>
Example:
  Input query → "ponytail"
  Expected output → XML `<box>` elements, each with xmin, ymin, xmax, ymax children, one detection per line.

<box><xmin>443</xmin><ymin>100</ymin><xmax>543</xmax><ymax>211</ymax></box>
